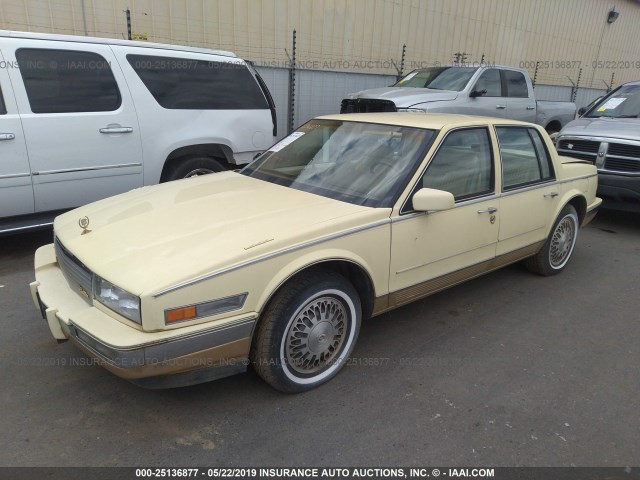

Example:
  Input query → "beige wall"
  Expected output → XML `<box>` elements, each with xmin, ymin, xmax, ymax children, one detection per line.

<box><xmin>1</xmin><ymin>0</ymin><xmax>639</xmax><ymax>88</ymax></box>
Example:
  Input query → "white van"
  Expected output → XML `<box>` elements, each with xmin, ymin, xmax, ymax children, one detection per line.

<box><xmin>0</xmin><ymin>30</ymin><xmax>277</xmax><ymax>234</ymax></box>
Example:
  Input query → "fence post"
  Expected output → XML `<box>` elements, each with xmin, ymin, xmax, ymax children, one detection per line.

<box><xmin>125</xmin><ymin>8</ymin><xmax>132</xmax><ymax>40</ymax></box>
<box><xmin>396</xmin><ymin>44</ymin><xmax>406</xmax><ymax>82</ymax></box>
<box><xmin>532</xmin><ymin>61</ymin><xmax>539</xmax><ymax>88</ymax></box>
<box><xmin>609</xmin><ymin>72</ymin><xmax>615</xmax><ymax>92</ymax></box>
<box><xmin>287</xmin><ymin>29</ymin><xmax>297</xmax><ymax>134</ymax></box>
<box><xmin>572</xmin><ymin>68</ymin><xmax>582</xmax><ymax>103</ymax></box>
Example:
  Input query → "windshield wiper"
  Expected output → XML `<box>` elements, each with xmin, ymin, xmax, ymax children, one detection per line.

<box><xmin>595</xmin><ymin>114</ymin><xmax>639</xmax><ymax>119</ymax></box>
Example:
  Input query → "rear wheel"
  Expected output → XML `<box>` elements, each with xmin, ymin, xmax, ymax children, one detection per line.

<box><xmin>163</xmin><ymin>156</ymin><xmax>225</xmax><ymax>181</ymax></box>
<box><xmin>524</xmin><ymin>204</ymin><xmax>579</xmax><ymax>276</ymax></box>
<box><xmin>251</xmin><ymin>270</ymin><xmax>362</xmax><ymax>393</ymax></box>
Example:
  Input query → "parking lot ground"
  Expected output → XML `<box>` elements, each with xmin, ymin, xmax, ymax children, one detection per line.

<box><xmin>0</xmin><ymin>209</ymin><xmax>638</xmax><ymax>467</ymax></box>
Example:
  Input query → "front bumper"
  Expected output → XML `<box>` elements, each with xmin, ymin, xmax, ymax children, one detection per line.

<box><xmin>598</xmin><ymin>173</ymin><xmax>640</xmax><ymax>212</ymax></box>
<box><xmin>31</xmin><ymin>243</ymin><xmax>256</xmax><ymax>388</ymax></box>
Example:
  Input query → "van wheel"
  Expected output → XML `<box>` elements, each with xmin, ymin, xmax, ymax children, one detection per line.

<box><xmin>163</xmin><ymin>157</ymin><xmax>225</xmax><ymax>181</ymax></box>
<box><xmin>524</xmin><ymin>204</ymin><xmax>579</xmax><ymax>276</ymax></box>
<box><xmin>251</xmin><ymin>270</ymin><xmax>362</xmax><ymax>393</ymax></box>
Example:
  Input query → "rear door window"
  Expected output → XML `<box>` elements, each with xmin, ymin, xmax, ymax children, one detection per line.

<box><xmin>127</xmin><ymin>54</ymin><xmax>268</xmax><ymax>110</ymax></box>
<box><xmin>503</xmin><ymin>70</ymin><xmax>529</xmax><ymax>98</ymax></box>
<box><xmin>497</xmin><ymin>127</ymin><xmax>555</xmax><ymax>190</ymax></box>
<box><xmin>16</xmin><ymin>48</ymin><xmax>121</xmax><ymax>113</ymax></box>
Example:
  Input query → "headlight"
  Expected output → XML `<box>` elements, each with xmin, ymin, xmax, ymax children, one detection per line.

<box><xmin>397</xmin><ymin>107</ymin><xmax>427</xmax><ymax>113</ymax></box>
<box><xmin>94</xmin><ymin>276</ymin><xmax>141</xmax><ymax>324</ymax></box>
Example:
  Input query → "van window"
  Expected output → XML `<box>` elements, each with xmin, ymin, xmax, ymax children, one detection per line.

<box><xmin>16</xmin><ymin>49</ymin><xmax>121</xmax><ymax>113</ymax></box>
<box><xmin>0</xmin><ymin>85</ymin><xmax>6</xmax><ymax>114</ymax></box>
<box><xmin>127</xmin><ymin>54</ymin><xmax>268</xmax><ymax>110</ymax></box>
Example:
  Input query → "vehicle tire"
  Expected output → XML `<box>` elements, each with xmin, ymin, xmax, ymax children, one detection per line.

<box><xmin>163</xmin><ymin>156</ymin><xmax>226</xmax><ymax>181</ymax></box>
<box><xmin>251</xmin><ymin>270</ymin><xmax>362</xmax><ymax>393</ymax></box>
<box><xmin>545</xmin><ymin>122</ymin><xmax>561</xmax><ymax>135</ymax></box>
<box><xmin>524</xmin><ymin>204</ymin><xmax>579</xmax><ymax>276</ymax></box>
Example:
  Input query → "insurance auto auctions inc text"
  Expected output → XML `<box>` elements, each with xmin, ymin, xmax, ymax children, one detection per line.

<box><xmin>255</xmin><ymin>468</ymin><xmax>495</xmax><ymax>478</ymax></box>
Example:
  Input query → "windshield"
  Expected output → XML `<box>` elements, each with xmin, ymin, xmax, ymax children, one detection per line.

<box><xmin>241</xmin><ymin>120</ymin><xmax>437</xmax><ymax>208</ymax></box>
<box><xmin>393</xmin><ymin>67</ymin><xmax>478</xmax><ymax>91</ymax></box>
<box><xmin>585</xmin><ymin>84</ymin><xmax>640</xmax><ymax>118</ymax></box>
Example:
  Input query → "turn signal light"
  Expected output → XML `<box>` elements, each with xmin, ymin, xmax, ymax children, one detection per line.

<box><xmin>165</xmin><ymin>305</ymin><xmax>197</xmax><ymax>323</ymax></box>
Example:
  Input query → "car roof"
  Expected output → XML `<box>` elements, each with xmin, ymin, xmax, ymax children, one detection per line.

<box><xmin>0</xmin><ymin>30</ymin><xmax>237</xmax><ymax>58</ymax></box>
<box><xmin>318</xmin><ymin>112</ymin><xmax>536</xmax><ymax>130</ymax></box>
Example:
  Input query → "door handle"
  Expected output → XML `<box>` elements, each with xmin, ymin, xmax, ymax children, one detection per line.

<box><xmin>99</xmin><ymin>126</ymin><xmax>133</xmax><ymax>134</ymax></box>
<box><xmin>477</xmin><ymin>207</ymin><xmax>498</xmax><ymax>214</ymax></box>
<box><xmin>526</xmin><ymin>105</ymin><xmax>535</xmax><ymax>110</ymax></box>
<box><xmin>544</xmin><ymin>192</ymin><xmax>559</xmax><ymax>198</ymax></box>
<box><xmin>0</xmin><ymin>133</ymin><xmax>15</xmax><ymax>141</ymax></box>
<box><xmin>496</xmin><ymin>105</ymin><xmax>506</xmax><ymax>109</ymax></box>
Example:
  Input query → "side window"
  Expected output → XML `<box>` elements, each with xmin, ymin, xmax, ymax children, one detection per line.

<box><xmin>420</xmin><ymin>128</ymin><xmax>494</xmax><ymax>201</ymax></box>
<box><xmin>503</xmin><ymin>70</ymin><xmax>529</xmax><ymax>98</ymax></box>
<box><xmin>127</xmin><ymin>54</ymin><xmax>268</xmax><ymax>110</ymax></box>
<box><xmin>0</xmin><ymin>84</ymin><xmax>6</xmax><ymax>114</ymax></box>
<box><xmin>497</xmin><ymin>127</ymin><xmax>555</xmax><ymax>190</ymax></box>
<box><xmin>16</xmin><ymin>49</ymin><xmax>121</xmax><ymax>113</ymax></box>
<box><xmin>472</xmin><ymin>69</ymin><xmax>502</xmax><ymax>97</ymax></box>
<box><xmin>529</xmin><ymin>129</ymin><xmax>555</xmax><ymax>179</ymax></box>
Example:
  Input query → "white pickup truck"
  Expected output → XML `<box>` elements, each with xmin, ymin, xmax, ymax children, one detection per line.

<box><xmin>341</xmin><ymin>65</ymin><xmax>576</xmax><ymax>134</ymax></box>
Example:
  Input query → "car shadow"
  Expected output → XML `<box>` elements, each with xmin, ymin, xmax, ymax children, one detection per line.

<box><xmin>589</xmin><ymin>208</ymin><xmax>640</xmax><ymax>234</ymax></box>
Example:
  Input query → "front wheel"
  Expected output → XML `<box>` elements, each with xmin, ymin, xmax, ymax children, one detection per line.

<box><xmin>524</xmin><ymin>204</ymin><xmax>579</xmax><ymax>276</ymax></box>
<box><xmin>251</xmin><ymin>270</ymin><xmax>362</xmax><ymax>393</ymax></box>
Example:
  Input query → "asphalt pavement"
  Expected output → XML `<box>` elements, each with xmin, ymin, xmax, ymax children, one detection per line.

<box><xmin>0</xmin><ymin>209</ymin><xmax>638</xmax><ymax>467</ymax></box>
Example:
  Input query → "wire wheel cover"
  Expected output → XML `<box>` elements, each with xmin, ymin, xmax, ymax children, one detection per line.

<box><xmin>285</xmin><ymin>296</ymin><xmax>348</xmax><ymax>375</ymax></box>
<box><xmin>550</xmin><ymin>215</ymin><xmax>576</xmax><ymax>267</ymax></box>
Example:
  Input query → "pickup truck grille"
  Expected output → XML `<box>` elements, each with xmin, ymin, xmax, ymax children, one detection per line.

<box><xmin>557</xmin><ymin>139</ymin><xmax>600</xmax><ymax>154</ymax></box>
<box><xmin>605</xmin><ymin>158</ymin><xmax>640</xmax><ymax>173</ymax></box>
<box><xmin>54</xmin><ymin>237</ymin><xmax>93</xmax><ymax>305</ymax></box>
<box><xmin>608</xmin><ymin>143</ymin><xmax>640</xmax><ymax>159</ymax></box>
<box><xmin>557</xmin><ymin>137</ymin><xmax>640</xmax><ymax>174</ymax></box>
<box><xmin>558</xmin><ymin>151</ymin><xmax>596</xmax><ymax>162</ymax></box>
<box><xmin>340</xmin><ymin>98</ymin><xmax>397</xmax><ymax>113</ymax></box>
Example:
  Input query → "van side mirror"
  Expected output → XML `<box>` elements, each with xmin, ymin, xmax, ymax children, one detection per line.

<box><xmin>469</xmin><ymin>89</ymin><xmax>487</xmax><ymax>98</ymax></box>
<box><xmin>412</xmin><ymin>188</ymin><xmax>455</xmax><ymax>212</ymax></box>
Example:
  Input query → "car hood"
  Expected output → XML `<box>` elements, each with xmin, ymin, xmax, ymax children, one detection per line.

<box><xmin>348</xmin><ymin>87</ymin><xmax>458</xmax><ymax>107</ymax></box>
<box><xmin>53</xmin><ymin>172</ymin><xmax>388</xmax><ymax>296</ymax></box>
<box><xmin>559</xmin><ymin>117</ymin><xmax>640</xmax><ymax>142</ymax></box>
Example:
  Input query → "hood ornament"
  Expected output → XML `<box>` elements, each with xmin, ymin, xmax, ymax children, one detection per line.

<box><xmin>79</xmin><ymin>216</ymin><xmax>92</xmax><ymax>235</ymax></box>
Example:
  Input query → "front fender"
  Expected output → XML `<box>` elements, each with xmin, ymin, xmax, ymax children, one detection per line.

<box><xmin>254</xmin><ymin>248</ymin><xmax>383</xmax><ymax>316</ymax></box>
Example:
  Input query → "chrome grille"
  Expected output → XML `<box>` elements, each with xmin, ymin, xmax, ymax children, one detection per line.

<box><xmin>54</xmin><ymin>237</ymin><xmax>93</xmax><ymax>305</ymax></box>
<box><xmin>557</xmin><ymin>137</ymin><xmax>640</xmax><ymax>175</ymax></box>
<box><xmin>557</xmin><ymin>139</ymin><xmax>598</xmax><ymax>163</ymax></box>
<box><xmin>558</xmin><ymin>151</ymin><xmax>596</xmax><ymax>162</ymax></box>
<box><xmin>557</xmin><ymin>139</ymin><xmax>599</xmax><ymax>153</ymax></box>
<box><xmin>604</xmin><ymin>158</ymin><xmax>640</xmax><ymax>173</ymax></box>
<box><xmin>608</xmin><ymin>143</ymin><xmax>640</xmax><ymax>159</ymax></box>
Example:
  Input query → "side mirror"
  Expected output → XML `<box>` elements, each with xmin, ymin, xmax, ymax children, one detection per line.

<box><xmin>412</xmin><ymin>188</ymin><xmax>455</xmax><ymax>212</ymax></box>
<box><xmin>469</xmin><ymin>89</ymin><xmax>487</xmax><ymax>98</ymax></box>
<box><xmin>577</xmin><ymin>107</ymin><xmax>587</xmax><ymax>116</ymax></box>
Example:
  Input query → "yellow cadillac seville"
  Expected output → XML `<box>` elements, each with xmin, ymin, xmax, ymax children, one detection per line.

<box><xmin>31</xmin><ymin>113</ymin><xmax>601</xmax><ymax>392</ymax></box>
